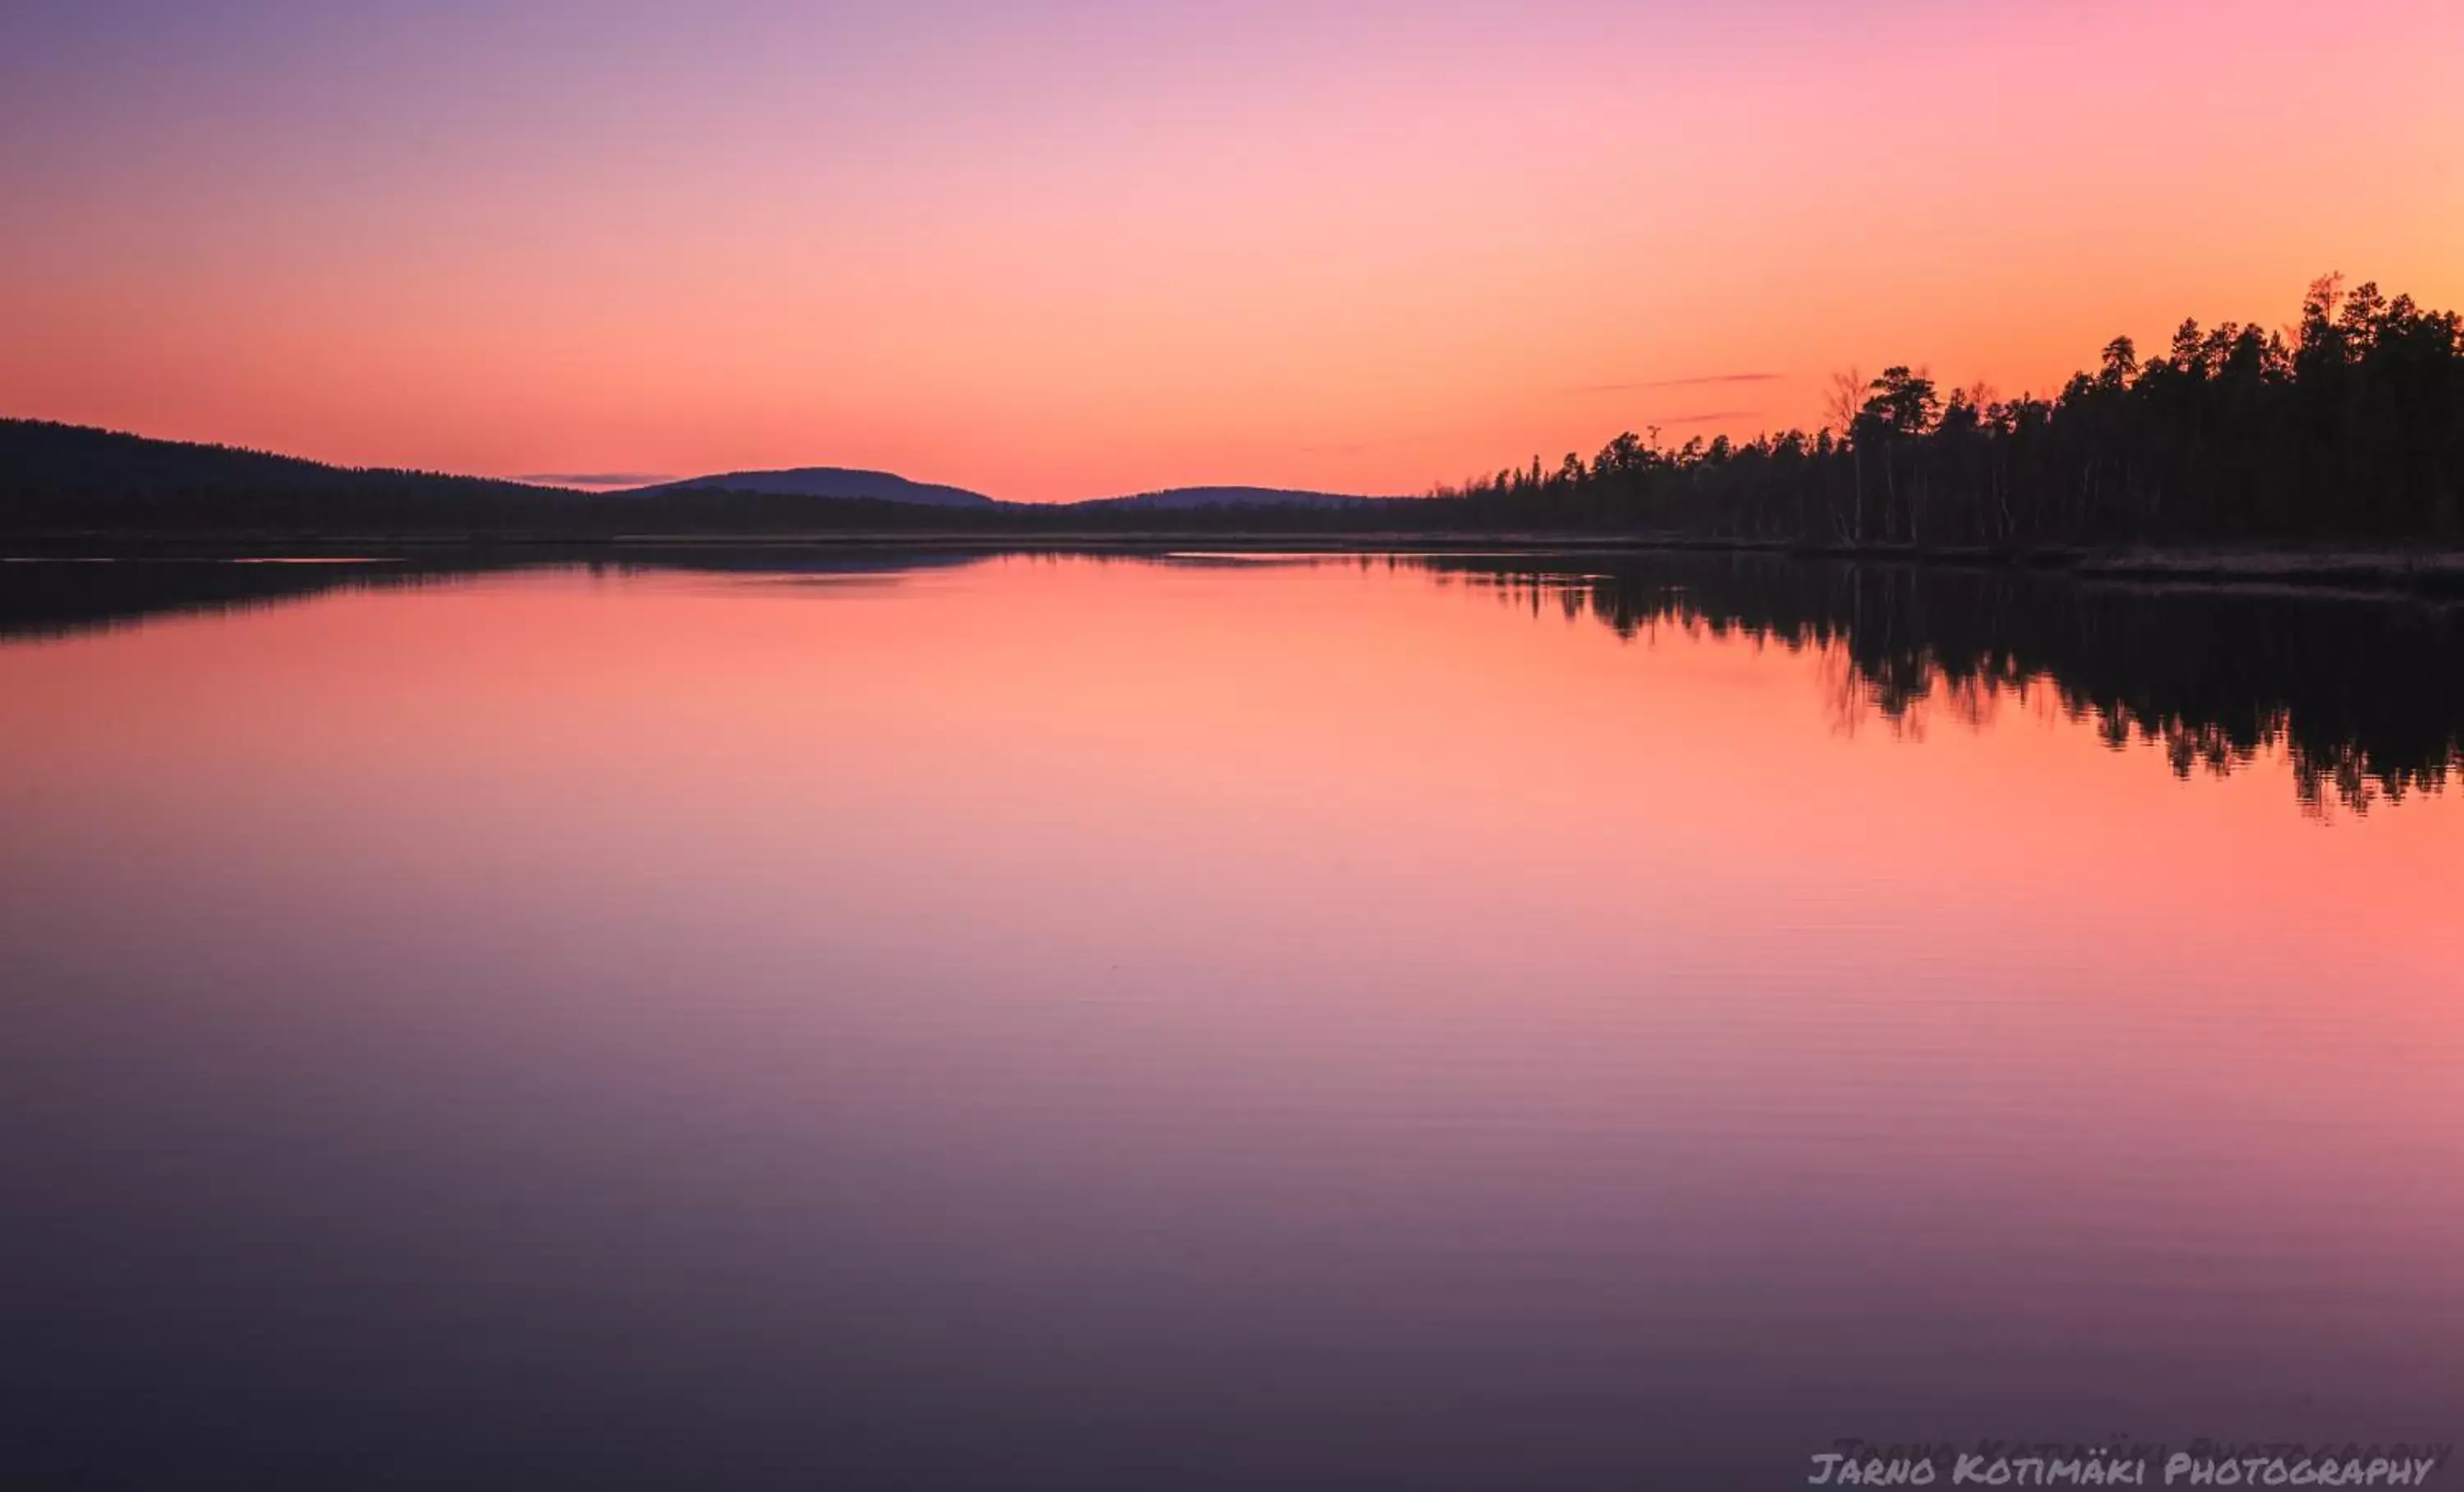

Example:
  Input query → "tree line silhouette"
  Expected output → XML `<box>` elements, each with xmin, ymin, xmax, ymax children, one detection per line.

<box><xmin>1436</xmin><ymin>275</ymin><xmax>2464</xmax><ymax>546</ymax></box>
<box><xmin>5</xmin><ymin>276</ymin><xmax>2458</xmax><ymax>549</ymax></box>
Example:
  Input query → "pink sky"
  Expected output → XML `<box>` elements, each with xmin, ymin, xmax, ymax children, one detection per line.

<box><xmin>4</xmin><ymin>0</ymin><xmax>2460</xmax><ymax>500</ymax></box>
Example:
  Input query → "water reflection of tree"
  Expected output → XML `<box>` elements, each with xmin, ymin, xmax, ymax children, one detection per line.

<box><xmin>0</xmin><ymin>550</ymin><xmax>994</xmax><ymax>645</ymax></box>
<box><xmin>1430</xmin><ymin>553</ymin><xmax>2462</xmax><ymax>815</ymax></box>
<box><xmin>11</xmin><ymin>548</ymin><xmax>2453</xmax><ymax>817</ymax></box>
<box><xmin>0</xmin><ymin>560</ymin><xmax>465</xmax><ymax>644</ymax></box>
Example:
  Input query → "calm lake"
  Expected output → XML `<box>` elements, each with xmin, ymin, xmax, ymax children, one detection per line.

<box><xmin>3</xmin><ymin>551</ymin><xmax>2460</xmax><ymax>1490</ymax></box>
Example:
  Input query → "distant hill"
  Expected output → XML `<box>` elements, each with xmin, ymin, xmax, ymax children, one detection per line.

<box><xmin>0</xmin><ymin>419</ymin><xmax>1423</xmax><ymax>536</ymax></box>
<box><xmin>0</xmin><ymin>418</ymin><xmax>564</xmax><ymax>502</ymax></box>
<box><xmin>0</xmin><ymin>421</ymin><xmax>1027</xmax><ymax>535</ymax></box>
<box><xmin>634</xmin><ymin>467</ymin><xmax>1001</xmax><ymax>509</ymax></box>
<box><xmin>1073</xmin><ymin>486</ymin><xmax>1384</xmax><ymax>511</ymax></box>
<box><xmin>641</xmin><ymin>474</ymin><xmax>1395</xmax><ymax>511</ymax></box>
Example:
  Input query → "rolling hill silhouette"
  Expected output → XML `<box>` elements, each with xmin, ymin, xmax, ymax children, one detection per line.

<box><xmin>1073</xmin><ymin>486</ymin><xmax>1381</xmax><ymax>511</ymax></box>
<box><xmin>1</xmin><ymin>421</ymin><xmax>1391</xmax><ymax>525</ymax></box>
<box><xmin>628</xmin><ymin>467</ymin><xmax>1001</xmax><ymax>508</ymax></box>
<box><xmin>0</xmin><ymin>419</ymin><xmax>564</xmax><ymax>503</ymax></box>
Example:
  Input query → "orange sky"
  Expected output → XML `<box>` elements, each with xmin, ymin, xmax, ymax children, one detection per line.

<box><xmin>3</xmin><ymin>0</ymin><xmax>2460</xmax><ymax>500</ymax></box>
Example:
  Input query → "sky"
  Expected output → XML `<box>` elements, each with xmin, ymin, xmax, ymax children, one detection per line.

<box><xmin>3</xmin><ymin>0</ymin><xmax>2461</xmax><ymax>501</ymax></box>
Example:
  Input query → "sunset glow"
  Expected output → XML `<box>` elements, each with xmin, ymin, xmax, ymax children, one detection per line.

<box><xmin>7</xmin><ymin>1</ymin><xmax>2460</xmax><ymax>499</ymax></box>
<box><xmin>9</xmin><ymin>7</ymin><xmax>2463</xmax><ymax>1476</ymax></box>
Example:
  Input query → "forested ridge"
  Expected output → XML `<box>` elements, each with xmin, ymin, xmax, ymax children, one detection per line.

<box><xmin>1441</xmin><ymin>276</ymin><xmax>2464</xmax><ymax>546</ymax></box>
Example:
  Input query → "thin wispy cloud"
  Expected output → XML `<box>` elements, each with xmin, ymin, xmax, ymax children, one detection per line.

<box><xmin>1565</xmin><ymin>372</ymin><xmax>1785</xmax><ymax>395</ymax></box>
<box><xmin>1651</xmin><ymin>410</ymin><xmax>1760</xmax><ymax>426</ymax></box>
<box><xmin>515</xmin><ymin>472</ymin><xmax>674</xmax><ymax>488</ymax></box>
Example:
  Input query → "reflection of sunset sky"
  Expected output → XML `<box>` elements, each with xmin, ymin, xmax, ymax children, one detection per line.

<box><xmin>6</xmin><ymin>556</ymin><xmax>2462</xmax><ymax>1474</ymax></box>
<box><xmin>5</xmin><ymin>2</ymin><xmax>2460</xmax><ymax>500</ymax></box>
<box><xmin>7</xmin><ymin>555</ymin><xmax>2461</xmax><ymax>1058</ymax></box>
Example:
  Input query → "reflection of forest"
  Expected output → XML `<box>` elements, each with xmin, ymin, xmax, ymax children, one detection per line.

<box><xmin>7</xmin><ymin>550</ymin><xmax>2453</xmax><ymax>814</ymax></box>
<box><xmin>0</xmin><ymin>560</ymin><xmax>451</xmax><ymax>643</ymax></box>
<box><xmin>0</xmin><ymin>551</ymin><xmax>988</xmax><ymax>645</ymax></box>
<box><xmin>1422</xmin><ymin>553</ymin><xmax>2463</xmax><ymax>813</ymax></box>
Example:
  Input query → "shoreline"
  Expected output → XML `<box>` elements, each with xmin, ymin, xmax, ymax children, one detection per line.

<box><xmin>5</xmin><ymin>532</ymin><xmax>2462</xmax><ymax>597</ymax></box>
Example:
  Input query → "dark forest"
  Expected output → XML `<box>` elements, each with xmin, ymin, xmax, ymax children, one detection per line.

<box><xmin>1440</xmin><ymin>275</ymin><xmax>2463</xmax><ymax>546</ymax></box>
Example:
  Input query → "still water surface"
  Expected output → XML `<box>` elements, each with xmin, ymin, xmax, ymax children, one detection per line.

<box><xmin>3</xmin><ymin>553</ymin><xmax>2460</xmax><ymax>1489</ymax></box>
